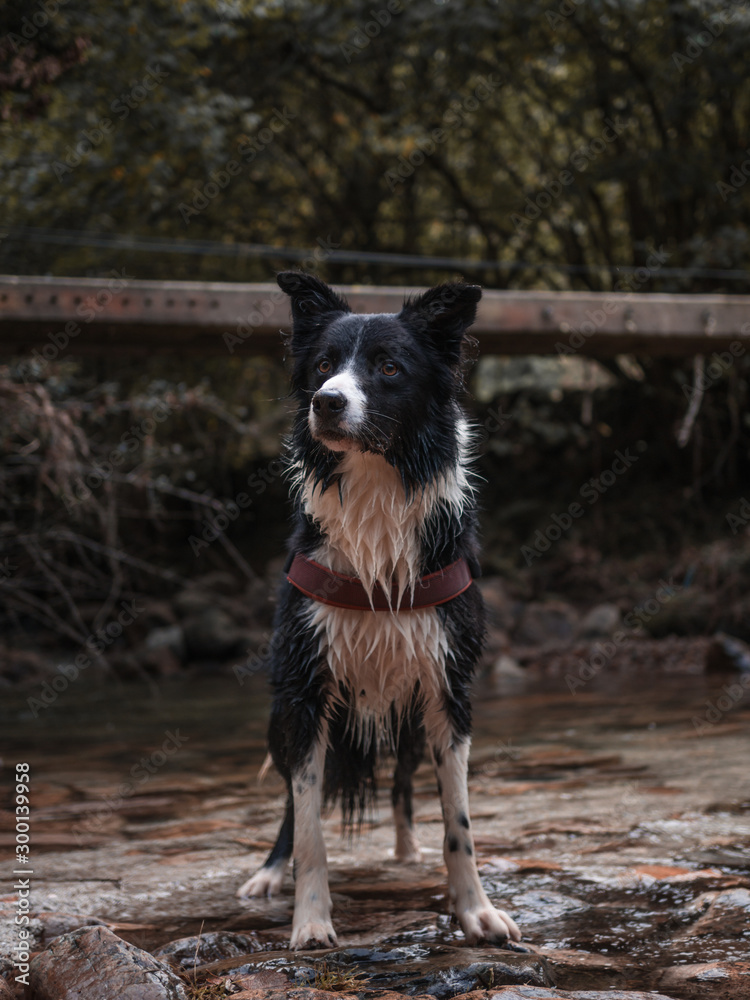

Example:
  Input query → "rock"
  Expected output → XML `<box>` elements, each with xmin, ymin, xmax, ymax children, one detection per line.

<box><xmin>195</xmin><ymin>570</ymin><xmax>248</xmax><ymax>594</ymax></box>
<box><xmin>0</xmin><ymin>648</ymin><xmax>49</xmax><ymax>684</ymax></box>
<box><xmin>452</xmin><ymin>991</ymin><xmax>676</xmax><ymax>1000</ymax></box>
<box><xmin>221</xmin><ymin>947</ymin><xmax>553</xmax><ymax>1000</ymax></box>
<box><xmin>140</xmin><ymin>600</ymin><xmax>178</xmax><ymax>629</ymax></box>
<box><xmin>577</xmin><ymin>603</ymin><xmax>621</xmax><ymax>638</ymax></box>
<box><xmin>222</xmin><ymin>992</ymin><xmax>433</xmax><ymax>1000</ymax></box>
<box><xmin>474</xmin><ymin>355</ymin><xmax>613</xmax><ymax>400</ymax></box>
<box><xmin>221</xmin><ymin>969</ymin><xmax>290</xmax><ymax>990</ymax></box>
<box><xmin>173</xmin><ymin>574</ymin><xmax>242</xmax><ymax>617</ymax></box>
<box><xmin>145</xmin><ymin>624</ymin><xmax>186</xmax><ymax>658</ymax></box>
<box><xmin>182</xmin><ymin>608</ymin><xmax>248</xmax><ymax>659</ymax></box>
<box><xmin>510</xmin><ymin>889</ymin><xmax>590</xmax><ymax>927</ymax></box>
<box><xmin>340</xmin><ymin>993</ymin><xmax>434</xmax><ymax>1000</ymax></box>
<box><xmin>191</xmin><ymin>970</ymin><xmax>293</xmax><ymax>998</ymax></box>
<box><xmin>299</xmin><ymin>947</ymin><xmax>554</xmax><ymax>999</ymax></box>
<box><xmin>24</xmin><ymin>781</ymin><xmax>75</xmax><ymax>808</ymax></box>
<box><xmin>630</xmin><ymin>863</ymin><xmax>720</xmax><ymax>882</ymax></box>
<box><xmin>657</xmin><ymin>960</ymin><xmax>750</xmax><ymax>998</ymax></box>
<box><xmin>244</xmin><ymin>576</ymin><xmax>275</xmax><ymax>619</ymax></box>
<box><xmin>492</xmin><ymin>654</ymin><xmax>526</xmax><ymax>680</ymax></box>
<box><xmin>705</xmin><ymin>632</ymin><xmax>750</xmax><ymax>673</ymax></box>
<box><xmin>140</xmin><ymin>643</ymin><xmax>184</xmax><ymax>677</ymax></box>
<box><xmin>682</xmin><ymin>887</ymin><xmax>750</xmax><ymax>938</ymax></box>
<box><xmin>29</xmin><ymin>925</ymin><xmax>188</xmax><ymax>1000</ymax></box>
<box><xmin>265</xmin><ymin>555</ymin><xmax>288</xmax><ymax>587</ymax></box>
<box><xmin>643</xmin><ymin>589</ymin><xmax>714</xmax><ymax>637</ymax></box>
<box><xmin>539</xmin><ymin>947</ymin><xmax>628</xmax><ymax>986</ymax></box>
<box><xmin>130</xmin><ymin>623</ymin><xmax>187</xmax><ymax>675</ymax></box>
<box><xmin>420</xmin><ymin>955</ymin><xmax>553</xmax><ymax>996</ymax></box>
<box><xmin>33</xmin><ymin>910</ymin><xmax>107</xmax><ymax>942</ymax></box>
<box><xmin>154</xmin><ymin>930</ymin><xmax>265</xmax><ymax>969</ymax></box>
<box><xmin>0</xmin><ymin>912</ymin><xmax>44</xmax><ymax>976</ymax></box>
<box><xmin>721</xmin><ymin>596</ymin><xmax>750</xmax><ymax>641</ymax></box>
<box><xmin>513</xmin><ymin>600</ymin><xmax>579</xmax><ymax>646</ymax></box>
<box><xmin>478</xmin><ymin>577</ymin><xmax>521</xmax><ymax>633</ymax></box>
<box><xmin>172</xmin><ymin>587</ymin><xmax>215</xmax><ymax>618</ymax></box>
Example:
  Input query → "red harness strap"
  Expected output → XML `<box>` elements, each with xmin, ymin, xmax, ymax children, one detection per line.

<box><xmin>286</xmin><ymin>553</ymin><xmax>473</xmax><ymax>611</ymax></box>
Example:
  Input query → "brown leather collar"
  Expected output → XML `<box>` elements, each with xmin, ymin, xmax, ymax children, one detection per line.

<box><xmin>286</xmin><ymin>553</ymin><xmax>472</xmax><ymax>611</ymax></box>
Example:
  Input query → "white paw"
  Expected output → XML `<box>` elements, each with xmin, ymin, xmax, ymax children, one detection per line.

<box><xmin>290</xmin><ymin>918</ymin><xmax>338</xmax><ymax>950</ymax></box>
<box><xmin>395</xmin><ymin>827</ymin><xmax>422</xmax><ymax>863</ymax></box>
<box><xmin>457</xmin><ymin>901</ymin><xmax>521</xmax><ymax>945</ymax></box>
<box><xmin>236</xmin><ymin>866</ymin><xmax>285</xmax><ymax>898</ymax></box>
<box><xmin>396</xmin><ymin>844</ymin><xmax>423</xmax><ymax>863</ymax></box>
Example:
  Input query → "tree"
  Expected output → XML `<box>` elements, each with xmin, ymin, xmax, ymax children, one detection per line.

<box><xmin>0</xmin><ymin>0</ymin><xmax>748</xmax><ymax>290</ymax></box>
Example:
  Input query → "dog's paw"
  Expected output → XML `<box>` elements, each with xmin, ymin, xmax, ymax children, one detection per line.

<box><xmin>290</xmin><ymin>918</ymin><xmax>338</xmax><ymax>950</ymax></box>
<box><xmin>396</xmin><ymin>844</ymin><xmax>423</xmax><ymax>863</ymax></box>
<box><xmin>457</xmin><ymin>902</ymin><xmax>521</xmax><ymax>946</ymax></box>
<box><xmin>236</xmin><ymin>866</ymin><xmax>285</xmax><ymax>899</ymax></box>
<box><xmin>394</xmin><ymin>827</ymin><xmax>422</xmax><ymax>863</ymax></box>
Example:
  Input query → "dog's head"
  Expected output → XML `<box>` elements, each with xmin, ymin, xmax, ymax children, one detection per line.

<box><xmin>278</xmin><ymin>271</ymin><xmax>481</xmax><ymax>475</ymax></box>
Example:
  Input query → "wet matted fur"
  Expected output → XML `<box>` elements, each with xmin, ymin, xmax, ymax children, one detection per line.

<box><xmin>237</xmin><ymin>272</ymin><xmax>521</xmax><ymax>950</ymax></box>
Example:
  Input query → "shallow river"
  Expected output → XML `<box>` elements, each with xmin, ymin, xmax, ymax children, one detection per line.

<box><xmin>2</xmin><ymin>666</ymin><xmax>749</xmax><ymax>998</ymax></box>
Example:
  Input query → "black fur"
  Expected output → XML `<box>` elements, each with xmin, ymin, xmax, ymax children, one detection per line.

<box><xmin>391</xmin><ymin>710</ymin><xmax>426</xmax><ymax>827</ymax></box>
<box><xmin>255</xmin><ymin>270</ymin><xmax>486</xmax><ymax>878</ymax></box>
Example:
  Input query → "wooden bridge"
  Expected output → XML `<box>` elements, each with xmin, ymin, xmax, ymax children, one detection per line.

<box><xmin>1</xmin><ymin>275</ymin><xmax>748</xmax><ymax>358</ymax></box>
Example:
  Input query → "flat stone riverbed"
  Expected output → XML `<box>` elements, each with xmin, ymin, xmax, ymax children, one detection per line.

<box><xmin>1</xmin><ymin>658</ymin><xmax>749</xmax><ymax>999</ymax></box>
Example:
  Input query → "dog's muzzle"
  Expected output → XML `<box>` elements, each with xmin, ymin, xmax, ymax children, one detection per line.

<box><xmin>309</xmin><ymin>374</ymin><xmax>367</xmax><ymax>451</ymax></box>
<box><xmin>310</xmin><ymin>388</ymin><xmax>357</xmax><ymax>448</ymax></box>
<box><xmin>312</xmin><ymin>388</ymin><xmax>347</xmax><ymax>421</ymax></box>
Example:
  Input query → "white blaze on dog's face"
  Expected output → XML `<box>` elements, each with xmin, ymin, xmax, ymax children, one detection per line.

<box><xmin>309</xmin><ymin>365</ymin><xmax>368</xmax><ymax>452</ymax></box>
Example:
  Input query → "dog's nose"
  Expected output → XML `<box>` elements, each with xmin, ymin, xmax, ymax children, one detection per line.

<box><xmin>312</xmin><ymin>390</ymin><xmax>347</xmax><ymax>417</ymax></box>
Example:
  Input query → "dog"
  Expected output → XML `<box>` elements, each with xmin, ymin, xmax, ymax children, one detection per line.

<box><xmin>237</xmin><ymin>271</ymin><xmax>521</xmax><ymax>951</ymax></box>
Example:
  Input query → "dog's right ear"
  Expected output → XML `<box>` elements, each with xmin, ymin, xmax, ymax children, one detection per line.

<box><xmin>399</xmin><ymin>282</ymin><xmax>481</xmax><ymax>366</ymax></box>
<box><xmin>277</xmin><ymin>272</ymin><xmax>350</xmax><ymax>340</ymax></box>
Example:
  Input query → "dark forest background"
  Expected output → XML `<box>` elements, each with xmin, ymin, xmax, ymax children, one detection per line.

<box><xmin>2</xmin><ymin>0</ymin><xmax>750</xmax><ymax>678</ymax></box>
<box><xmin>2</xmin><ymin>0</ymin><xmax>750</xmax><ymax>287</ymax></box>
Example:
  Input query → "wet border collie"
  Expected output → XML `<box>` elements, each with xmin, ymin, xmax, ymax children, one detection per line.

<box><xmin>238</xmin><ymin>272</ymin><xmax>520</xmax><ymax>951</ymax></box>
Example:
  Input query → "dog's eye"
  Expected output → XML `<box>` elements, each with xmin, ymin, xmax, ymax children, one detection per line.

<box><xmin>317</xmin><ymin>359</ymin><xmax>332</xmax><ymax>374</ymax></box>
<box><xmin>381</xmin><ymin>361</ymin><xmax>398</xmax><ymax>376</ymax></box>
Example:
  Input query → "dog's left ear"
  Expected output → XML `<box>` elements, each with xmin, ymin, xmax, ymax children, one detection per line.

<box><xmin>277</xmin><ymin>271</ymin><xmax>350</xmax><ymax>340</ymax></box>
<box><xmin>399</xmin><ymin>282</ymin><xmax>482</xmax><ymax>361</ymax></box>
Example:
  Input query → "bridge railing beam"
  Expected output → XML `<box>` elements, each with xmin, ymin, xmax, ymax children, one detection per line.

<box><xmin>1</xmin><ymin>275</ymin><xmax>748</xmax><ymax>357</ymax></box>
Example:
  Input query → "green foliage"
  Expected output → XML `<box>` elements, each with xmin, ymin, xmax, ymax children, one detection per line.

<box><xmin>0</xmin><ymin>0</ymin><xmax>748</xmax><ymax>288</ymax></box>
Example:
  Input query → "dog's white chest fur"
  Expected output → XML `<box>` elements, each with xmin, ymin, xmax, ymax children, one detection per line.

<box><xmin>298</xmin><ymin>450</ymin><xmax>465</xmax><ymax>743</ymax></box>
<box><xmin>302</xmin><ymin>451</ymin><xmax>427</xmax><ymax>595</ymax></box>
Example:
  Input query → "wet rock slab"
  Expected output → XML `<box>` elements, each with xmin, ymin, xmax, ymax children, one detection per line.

<box><xmin>29</xmin><ymin>910</ymin><xmax>107</xmax><ymax>942</ymax></box>
<box><xmin>209</xmin><ymin>990</ymin><xmax>436</xmax><ymax>1000</ymax></box>
<box><xmin>154</xmin><ymin>929</ymin><xmax>270</xmax><ymax>968</ymax></box>
<box><xmin>656</xmin><ymin>961</ymin><xmax>750</xmax><ymax>999</ymax></box>
<box><xmin>3</xmin><ymin>670</ymin><xmax>750</xmax><ymax>1000</ymax></box>
<box><xmin>29</xmin><ymin>924</ymin><xmax>188</xmax><ymax>1000</ymax></box>
<box><xmin>200</xmin><ymin>944</ymin><xmax>554</xmax><ymax>998</ymax></box>
<box><xmin>678</xmin><ymin>887</ymin><xmax>750</xmax><ymax>940</ymax></box>
<box><xmin>320</xmin><ymin>946</ymin><xmax>553</xmax><ymax>997</ymax></box>
<box><xmin>450</xmin><ymin>991</ymin><xmax>677</xmax><ymax>1000</ymax></box>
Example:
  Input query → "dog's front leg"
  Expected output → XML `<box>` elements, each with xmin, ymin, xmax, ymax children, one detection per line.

<box><xmin>289</xmin><ymin>735</ymin><xmax>337</xmax><ymax>950</ymax></box>
<box><xmin>432</xmin><ymin>738</ymin><xmax>521</xmax><ymax>945</ymax></box>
